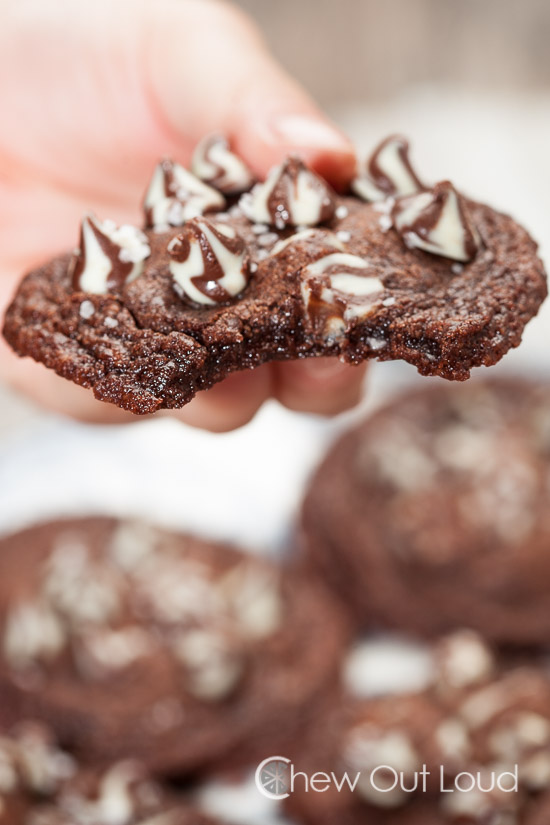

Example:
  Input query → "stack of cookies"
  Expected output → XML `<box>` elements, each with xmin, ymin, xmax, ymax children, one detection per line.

<box><xmin>295</xmin><ymin>377</ymin><xmax>550</xmax><ymax>824</ymax></box>
<box><xmin>1</xmin><ymin>132</ymin><xmax>549</xmax><ymax>824</ymax></box>
<box><xmin>3</xmin><ymin>378</ymin><xmax>550</xmax><ymax>825</ymax></box>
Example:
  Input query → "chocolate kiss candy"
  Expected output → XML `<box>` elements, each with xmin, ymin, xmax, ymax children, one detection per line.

<box><xmin>168</xmin><ymin>216</ymin><xmax>251</xmax><ymax>306</ymax></box>
<box><xmin>240</xmin><ymin>156</ymin><xmax>336</xmax><ymax>229</ymax></box>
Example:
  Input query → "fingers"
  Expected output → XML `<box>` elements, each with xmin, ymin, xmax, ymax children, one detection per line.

<box><xmin>164</xmin><ymin>365</ymin><xmax>272</xmax><ymax>432</ymax></box>
<box><xmin>2</xmin><ymin>334</ymin><xmax>365</xmax><ymax>426</ymax></box>
<box><xmin>232</xmin><ymin>104</ymin><xmax>356</xmax><ymax>193</ymax></box>
<box><xmin>146</xmin><ymin>0</ymin><xmax>356</xmax><ymax>189</ymax></box>
<box><xmin>0</xmin><ymin>346</ymin><xmax>133</xmax><ymax>424</ymax></box>
<box><xmin>1</xmin><ymin>332</ymin><xmax>272</xmax><ymax>431</ymax></box>
<box><xmin>273</xmin><ymin>358</ymin><xmax>368</xmax><ymax>416</ymax></box>
<box><xmin>224</xmin><ymin>58</ymin><xmax>356</xmax><ymax>190</ymax></box>
<box><xmin>0</xmin><ymin>0</ymin><xmax>362</xmax><ymax>431</ymax></box>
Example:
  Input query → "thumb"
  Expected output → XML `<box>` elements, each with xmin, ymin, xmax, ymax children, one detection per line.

<box><xmin>146</xmin><ymin>0</ymin><xmax>356</xmax><ymax>189</ymax></box>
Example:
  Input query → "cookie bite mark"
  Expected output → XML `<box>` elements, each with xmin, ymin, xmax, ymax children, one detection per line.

<box><xmin>143</xmin><ymin>158</ymin><xmax>225</xmax><ymax>229</ymax></box>
<box><xmin>168</xmin><ymin>217</ymin><xmax>251</xmax><ymax>306</ymax></box>
<box><xmin>240</xmin><ymin>156</ymin><xmax>336</xmax><ymax>229</ymax></box>
<box><xmin>392</xmin><ymin>181</ymin><xmax>481</xmax><ymax>262</ymax></box>
<box><xmin>70</xmin><ymin>215</ymin><xmax>150</xmax><ymax>294</ymax></box>
<box><xmin>352</xmin><ymin>134</ymin><xmax>424</xmax><ymax>201</ymax></box>
<box><xmin>301</xmin><ymin>253</ymin><xmax>384</xmax><ymax>340</ymax></box>
<box><xmin>191</xmin><ymin>134</ymin><xmax>256</xmax><ymax>196</ymax></box>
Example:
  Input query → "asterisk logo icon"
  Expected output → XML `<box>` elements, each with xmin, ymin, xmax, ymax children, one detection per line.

<box><xmin>255</xmin><ymin>756</ymin><xmax>291</xmax><ymax>799</ymax></box>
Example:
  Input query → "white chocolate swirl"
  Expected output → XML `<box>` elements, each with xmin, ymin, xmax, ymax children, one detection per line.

<box><xmin>168</xmin><ymin>217</ymin><xmax>250</xmax><ymax>306</ymax></box>
<box><xmin>143</xmin><ymin>159</ymin><xmax>225</xmax><ymax>229</ymax></box>
<box><xmin>301</xmin><ymin>252</ymin><xmax>384</xmax><ymax>339</ymax></box>
<box><xmin>352</xmin><ymin>135</ymin><xmax>423</xmax><ymax>202</ymax></box>
<box><xmin>191</xmin><ymin>134</ymin><xmax>255</xmax><ymax>195</ymax></box>
<box><xmin>70</xmin><ymin>215</ymin><xmax>150</xmax><ymax>295</ymax></box>
<box><xmin>240</xmin><ymin>156</ymin><xmax>335</xmax><ymax>228</ymax></box>
<box><xmin>392</xmin><ymin>181</ymin><xmax>481</xmax><ymax>262</ymax></box>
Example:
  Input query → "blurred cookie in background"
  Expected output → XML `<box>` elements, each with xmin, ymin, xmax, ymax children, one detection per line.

<box><xmin>286</xmin><ymin>629</ymin><xmax>550</xmax><ymax>825</ymax></box>
<box><xmin>0</xmin><ymin>518</ymin><xmax>348</xmax><ymax>775</ymax></box>
<box><xmin>301</xmin><ymin>378</ymin><xmax>550</xmax><ymax>644</ymax></box>
<box><xmin>0</xmin><ymin>720</ymin><xmax>219</xmax><ymax>824</ymax></box>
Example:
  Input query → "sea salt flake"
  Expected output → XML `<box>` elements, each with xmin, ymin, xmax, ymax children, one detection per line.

<box><xmin>367</xmin><ymin>337</ymin><xmax>387</xmax><ymax>351</ymax></box>
<box><xmin>79</xmin><ymin>300</ymin><xmax>95</xmax><ymax>320</ymax></box>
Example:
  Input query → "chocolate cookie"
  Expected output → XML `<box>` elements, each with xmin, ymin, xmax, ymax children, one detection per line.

<box><xmin>286</xmin><ymin>630</ymin><xmax>550</xmax><ymax>825</ymax></box>
<box><xmin>0</xmin><ymin>518</ymin><xmax>347</xmax><ymax>773</ymax></box>
<box><xmin>0</xmin><ymin>721</ymin><xmax>218</xmax><ymax>824</ymax></box>
<box><xmin>3</xmin><ymin>135</ymin><xmax>546</xmax><ymax>414</ymax></box>
<box><xmin>302</xmin><ymin>377</ymin><xmax>550</xmax><ymax>645</ymax></box>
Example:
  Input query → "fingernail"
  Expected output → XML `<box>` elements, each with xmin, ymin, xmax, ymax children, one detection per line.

<box><xmin>269</xmin><ymin>114</ymin><xmax>352</xmax><ymax>151</ymax></box>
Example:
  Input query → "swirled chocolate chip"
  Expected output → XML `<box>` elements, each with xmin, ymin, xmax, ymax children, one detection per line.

<box><xmin>352</xmin><ymin>134</ymin><xmax>424</xmax><ymax>202</ymax></box>
<box><xmin>240</xmin><ymin>156</ymin><xmax>336</xmax><ymax>229</ymax></box>
<box><xmin>301</xmin><ymin>252</ymin><xmax>384</xmax><ymax>339</ymax></box>
<box><xmin>392</xmin><ymin>181</ymin><xmax>481</xmax><ymax>262</ymax></box>
<box><xmin>191</xmin><ymin>134</ymin><xmax>256</xmax><ymax>196</ymax></box>
<box><xmin>143</xmin><ymin>159</ymin><xmax>225</xmax><ymax>229</ymax></box>
<box><xmin>70</xmin><ymin>215</ymin><xmax>150</xmax><ymax>294</ymax></box>
<box><xmin>168</xmin><ymin>217</ymin><xmax>251</xmax><ymax>306</ymax></box>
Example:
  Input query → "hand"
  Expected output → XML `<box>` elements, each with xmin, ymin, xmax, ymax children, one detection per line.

<box><xmin>0</xmin><ymin>0</ymin><xmax>365</xmax><ymax>430</ymax></box>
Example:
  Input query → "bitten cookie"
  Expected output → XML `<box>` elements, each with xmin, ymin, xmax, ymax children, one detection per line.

<box><xmin>0</xmin><ymin>721</ymin><xmax>218</xmax><ymax>824</ymax></box>
<box><xmin>286</xmin><ymin>630</ymin><xmax>550</xmax><ymax>825</ymax></box>
<box><xmin>302</xmin><ymin>377</ymin><xmax>550</xmax><ymax>644</ymax></box>
<box><xmin>0</xmin><ymin>518</ymin><xmax>347</xmax><ymax>773</ymax></box>
<box><xmin>3</xmin><ymin>135</ymin><xmax>546</xmax><ymax>413</ymax></box>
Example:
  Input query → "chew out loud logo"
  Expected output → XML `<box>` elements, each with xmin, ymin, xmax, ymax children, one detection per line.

<box><xmin>255</xmin><ymin>756</ymin><xmax>519</xmax><ymax>801</ymax></box>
